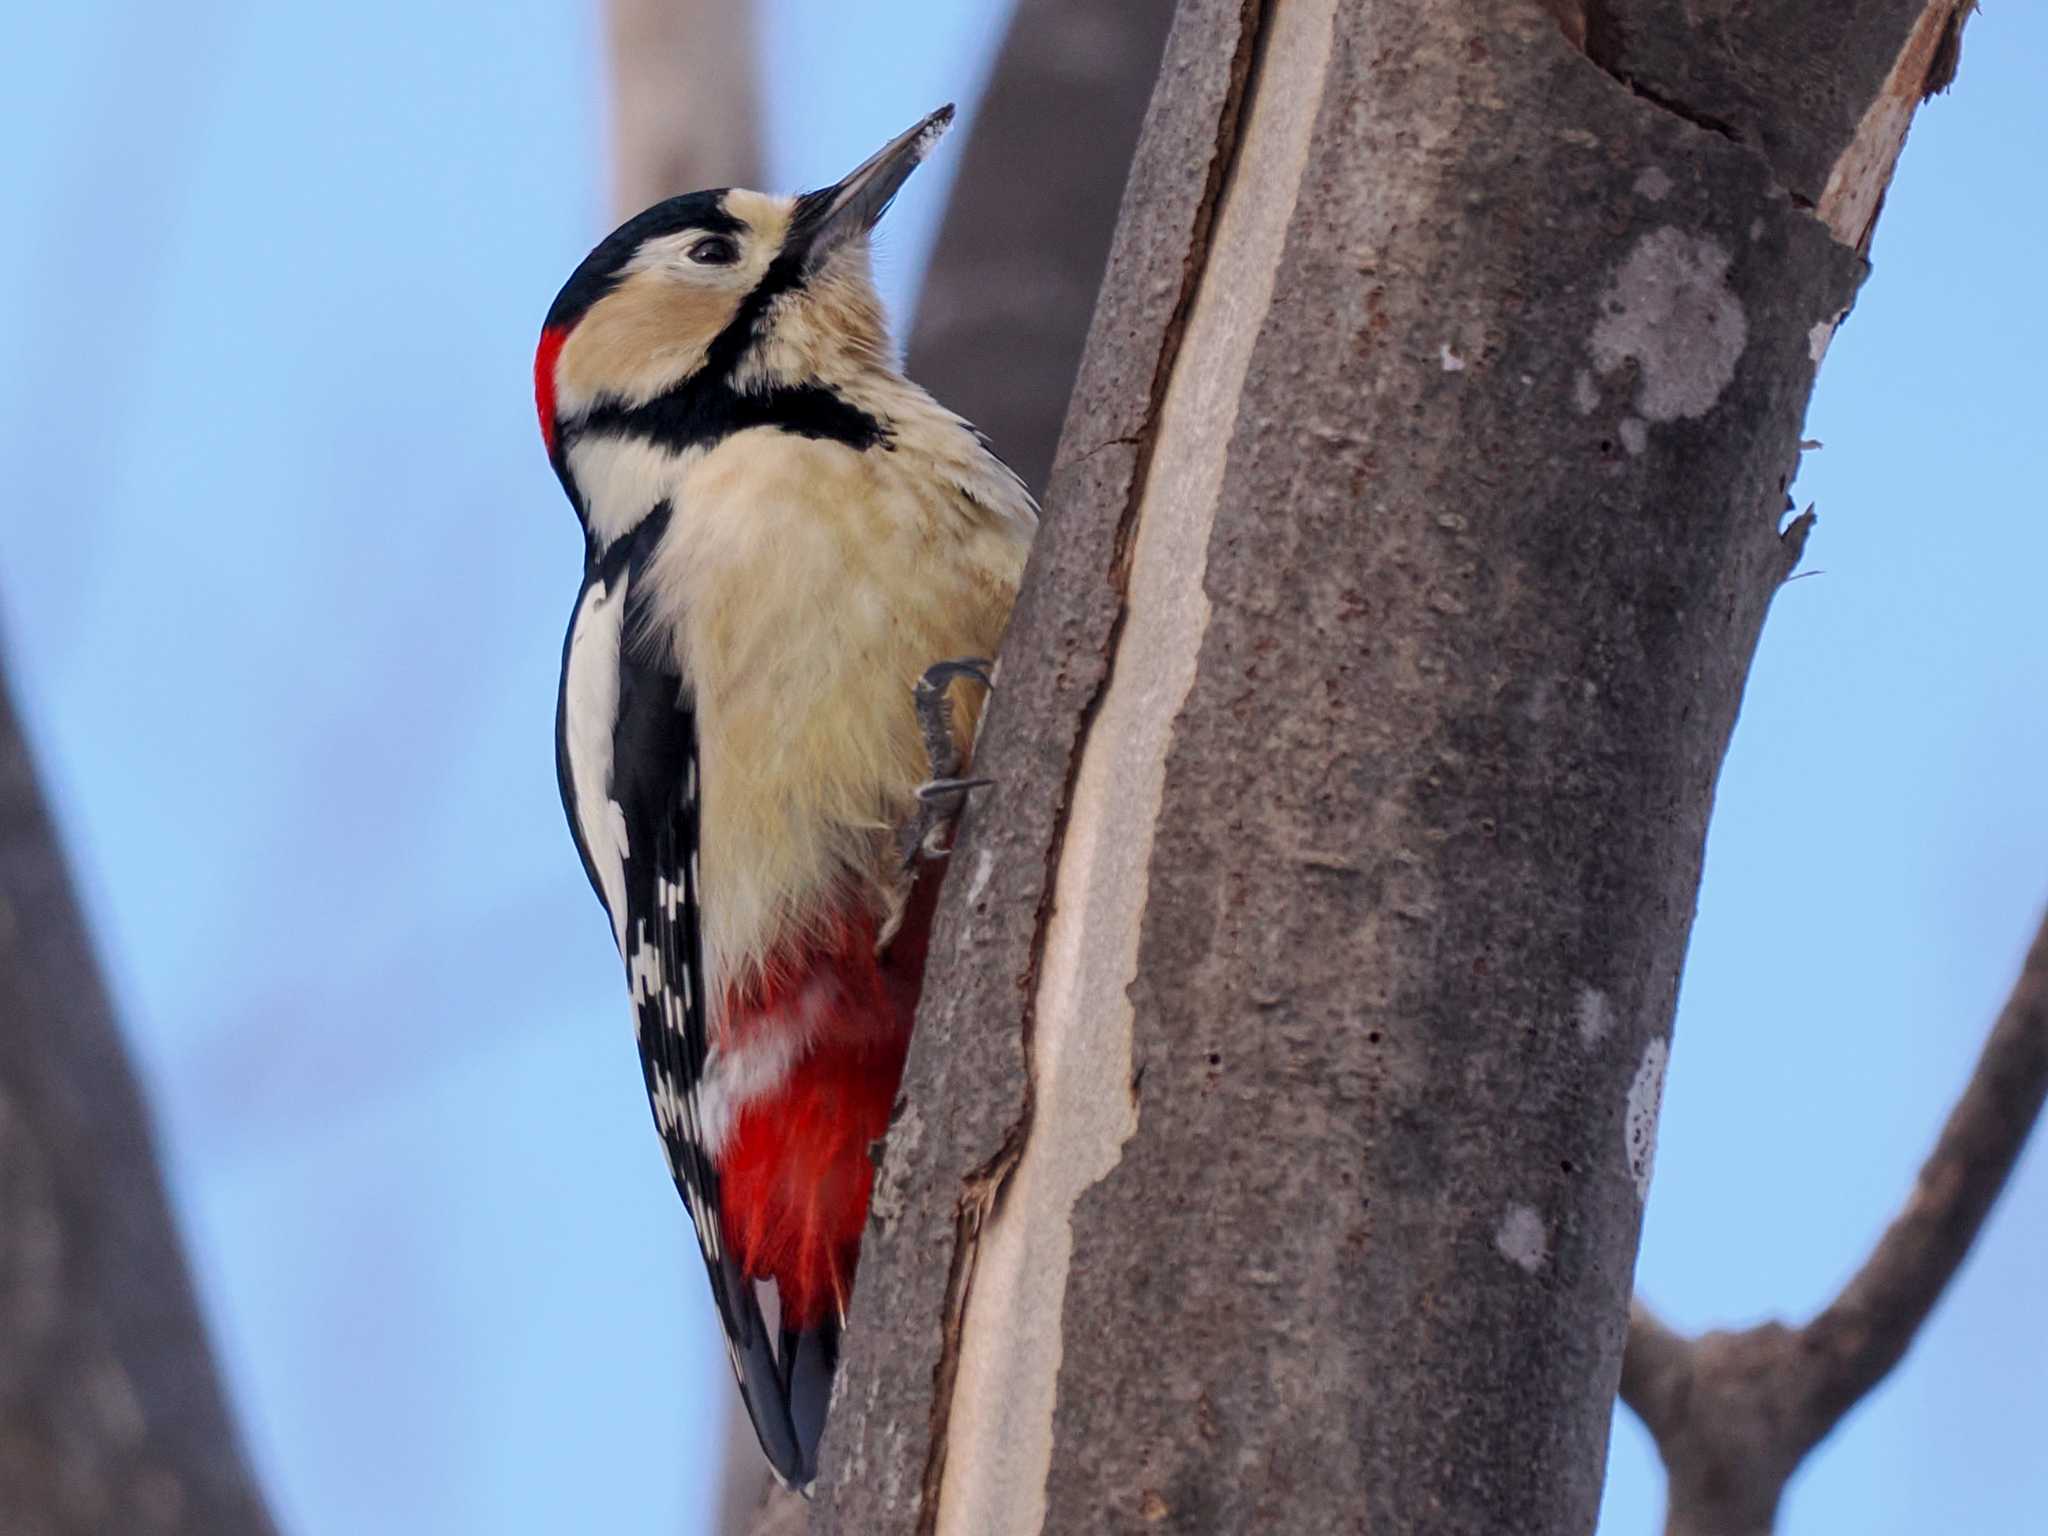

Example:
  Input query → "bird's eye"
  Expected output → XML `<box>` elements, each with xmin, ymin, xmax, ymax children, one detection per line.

<box><xmin>688</xmin><ymin>235</ymin><xmax>739</xmax><ymax>266</ymax></box>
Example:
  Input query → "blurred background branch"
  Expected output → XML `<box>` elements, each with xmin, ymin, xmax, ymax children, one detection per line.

<box><xmin>1622</xmin><ymin>903</ymin><xmax>2048</xmax><ymax>1536</ymax></box>
<box><xmin>904</xmin><ymin>0</ymin><xmax>1178</xmax><ymax>498</ymax></box>
<box><xmin>0</xmin><ymin>667</ymin><xmax>275</xmax><ymax>1535</ymax></box>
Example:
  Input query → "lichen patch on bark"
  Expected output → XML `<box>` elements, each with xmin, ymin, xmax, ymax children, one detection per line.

<box><xmin>1495</xmin><ymin>1204</ymin><xmax>1551</xmax><ymax>1272</ymax></box>
<box><xmin>1576</xmin><ymin>986</ymin><xmax>1615</xmax><ymax>1045</ymax></box>
<box><xmin>1625</xmin><ymin>1037</ymin><xmax>1670</xmax><ymax>1201</ymax></box>
<box><xmin>1589</xmin><ymin>228</ymin><xmax>1747</xmax><ymax>423</ymax></box>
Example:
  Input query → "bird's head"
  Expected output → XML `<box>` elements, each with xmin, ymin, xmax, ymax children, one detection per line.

<box><xmin>535</xmin><ymin>105</ymin><xmax>952</xmax><ymax>514</ymax></box>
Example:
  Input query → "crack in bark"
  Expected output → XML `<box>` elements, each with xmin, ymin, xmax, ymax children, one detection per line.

<box><xmin>1590</xmin><ymin>65</ymin><xmax>1746</xmax><ymax>148</ymax></box>
<box><xmin>912</xmin><ymin>1146</ymin><xmax>1012</xmax><ymax>1533</ymax></box>
<box><xmin>1067</xmin><ymin>434</ymin><xmax>1142</xmax><ymax>468</ymax></box>
<box><xmin>1576</xmin><ymin>2</ymin><xmax>1743</xmax><ymax>146</ymax></box>
<box><xmin>1101</xmin><ymin>1</ymin><xmax>1275</xmax><ymax>593</ymax></box>
<box><xmin>1571</xmin><ymin>0</ymin><xmax>1979</xmax><ymax>259</ymax></box>
<box><xmin>907</xmin><ymin>4</ymin><xmax>1278</xmax><ymax>1528</ymax></box>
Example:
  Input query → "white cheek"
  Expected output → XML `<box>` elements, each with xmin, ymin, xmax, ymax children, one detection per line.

<box><xmin>668</xmin><ymin>260</ymin><xmax>759</xmax><ymax>291</ymax></box>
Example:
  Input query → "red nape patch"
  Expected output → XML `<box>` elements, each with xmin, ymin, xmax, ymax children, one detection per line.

<box><xmin>533</xmin><ymin>324</ymin><xmax>569</xmax><ymax>457</ymax></box>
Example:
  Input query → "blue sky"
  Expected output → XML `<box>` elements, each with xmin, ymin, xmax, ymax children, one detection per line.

<box><xmin>0</xmin><ymin>4</ymin><xmax>2041</xmax><ymax>1534</ymax></box>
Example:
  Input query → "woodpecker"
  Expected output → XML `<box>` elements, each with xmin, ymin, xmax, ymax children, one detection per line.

<box><xmin>535</xmin><ymin>106</ymin><xmax>1034</xmax><ymax>1488</ymax></box>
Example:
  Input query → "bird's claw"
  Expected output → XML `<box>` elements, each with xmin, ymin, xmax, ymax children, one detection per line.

<box><xmin>901</xmin><ymin>661</ymin><xmax>997</xmax><ymax>867</ymax></box>
<box><xmin>914</xmin><ymin>658</ymin><xmax>993</xmax><ymax>700</ymax></box>
<box><xmin>917</xmin><ymin>775</ymin><xmax>994</xmax><ymax>804</ymax></box>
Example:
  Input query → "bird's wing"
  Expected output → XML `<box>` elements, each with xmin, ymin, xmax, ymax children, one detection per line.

<box><xmin>558</xmin><ymin>509</ymin><xmax>823</xmax><ymax>1489</ymax></box>
<box><xmin>622</xmin><ymin>719</ymin><xmax>823</xmax><ymax>1489</ymax></box>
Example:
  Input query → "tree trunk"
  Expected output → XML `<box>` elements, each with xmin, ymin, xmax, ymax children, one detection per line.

<box><xmin>0</xmin><ymin>669</ymin><xmax>276</xmax><ymax>1534</ymax></box>
<box><xmin>811</xmin><ymin>1</ymin><xmax>1963</xmax><ymax>1532</ymax></box>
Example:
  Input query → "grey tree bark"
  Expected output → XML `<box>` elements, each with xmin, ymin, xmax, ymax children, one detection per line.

<box><xmin>0</xmin><ymin>668</ymin><xmax>277</xmax><ymax>1534</ymax></box>
<box><xmin>803</xmin><ymin>2</ymin><xmax>1979</xmax><ymax>1533</ymax></box>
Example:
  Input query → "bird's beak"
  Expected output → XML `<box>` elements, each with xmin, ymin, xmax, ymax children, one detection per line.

<box><xmin>794</xmin><ymin>105</ymin><xmax>954</xmax><ymax>274</ymax></box>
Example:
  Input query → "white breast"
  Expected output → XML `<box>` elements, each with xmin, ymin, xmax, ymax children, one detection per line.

<box><xmin>645</xmin><ymin>417</ymin><xmax>1033</xmax><ymax>1027</ymax></box>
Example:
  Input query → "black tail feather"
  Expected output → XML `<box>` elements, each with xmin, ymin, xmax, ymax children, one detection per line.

<box><xmin>780</xmin><ymin>1318</ymin><xmax>840</xmax><ymax>1487</ymax></box>
<box><xmin>711</xmin><ymin>1253</ymin><xmax>840</xmax><ymax>1491</ymax></box>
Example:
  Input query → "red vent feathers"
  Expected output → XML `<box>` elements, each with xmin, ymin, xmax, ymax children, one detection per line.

<box><xmin>715</xmin><ymin>874</ymin><xmax>946</xmax><ymax>1328</ymax></box>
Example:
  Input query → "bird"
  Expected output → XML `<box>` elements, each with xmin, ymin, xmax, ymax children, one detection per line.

<box><xmin>533</xmin><ymin>106</ymin><xmax>1036</xmax><ymax>1490</ymax></box>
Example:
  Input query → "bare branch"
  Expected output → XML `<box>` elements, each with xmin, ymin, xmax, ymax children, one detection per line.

<box><xmin>0</xmin><ymin>667</ymin><xmax>277</xmax><ymax>1534</ymax></box>
<box><xmin>1797</xmin><ymin>904</ymin><xmax>2048</xmax><ymax>1438</ymax></box>
<box><xmin>1618</xmin><ymin>1300</ymin><xmax>1694</xmax><ymax>1445</ymax></box>
<box><xmin>1622</xmin><ymin>901</ymin><xmax>2048</xmax><ymax>1535</ymax></box>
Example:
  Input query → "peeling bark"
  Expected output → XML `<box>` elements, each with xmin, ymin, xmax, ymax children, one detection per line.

<box><xmin>0</xmin><ymin>670</ymin><xmax>276</xmax><ymax>1535</ymax></box>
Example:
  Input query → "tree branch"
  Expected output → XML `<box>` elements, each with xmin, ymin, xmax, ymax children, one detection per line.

<box><xmin>0</xmin><ymin>665</ymin><xmax>276</xmax><ymax>1534</ymax></box>
<box><xmin>1621</xmin><ymin>902</ymin><xmax>2048</xmax><ymax>1535</ymax></box>
<box><xmin>903</xmin><ymin>0</ymin><xmax>1177</xmax><ymax>499</ymax></box>
<box><xmin>1799</xmin><ymin>904</ymin><xmax>2048</xmax><ymax>1431</ymax></box>
<box><xmin>1618</xmin><ymin>1299</ymin><xmax>1694</xmax><ymax>1446</ymax></box>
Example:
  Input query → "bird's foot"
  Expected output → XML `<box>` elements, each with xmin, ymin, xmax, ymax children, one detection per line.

<box><xmin>901</xmin><ymin>659</ymin><xmax>995</xmax><ymax>865</ymax></box>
